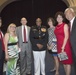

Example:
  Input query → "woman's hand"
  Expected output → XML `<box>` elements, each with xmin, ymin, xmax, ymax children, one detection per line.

<box><xmin>47</xmin><ymin>44</ymin><xmax>52</xmax><ymax>50</ymax></box>
<box><xmin>18</xmin><ymin>48</ymin><xmax>21</xmax><ymax>52</ymax></box>
<box><xmin>61</xmin><ymin>47</ymin><xmax>65</xmax><ymax>53</ymax></box>
<box><xmin>5</xmin><ymin>54</ymin><xmax>9</xmax><ymax>61</ymax></box>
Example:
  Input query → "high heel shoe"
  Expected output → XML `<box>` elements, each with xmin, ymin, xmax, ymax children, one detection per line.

<box><xmin>50</xmin><ymin>69</ymin><xmax>56</xmax><ymax>72</ymax></box>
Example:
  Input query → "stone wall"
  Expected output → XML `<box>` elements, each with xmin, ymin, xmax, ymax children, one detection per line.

<box><xmin>0</xmin><ymin>0</ymin><xmax>76</xmax><ymax>14</ymax></box>
<box><xmin>62</xmin><ymin>0</ymin><xmax>76</xmax><ymax>15</ymax></box>
<box><xmin>0</xmin><ymin>0</ymin><xmax>16</xmax><ymax>12</ymax></box>
<box><xmin>67</xmin><ymin>0</ymin><xmax>76</xmax><ymax>15</ymax></box>
<box><xmin>0</xmin><ymin>0</ymin><xmax>7</xmax><ymax>6</ymax></box>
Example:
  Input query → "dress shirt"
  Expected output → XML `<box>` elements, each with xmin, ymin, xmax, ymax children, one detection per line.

<box><xmin>70</xmin><ymin>17</ymin><xmax>75</xmax><ymax>31</ymax></box>
<box><xmin>22</xmin><ymin>25</ymin><xmax>28</xmax><ymax>42</ymax></box>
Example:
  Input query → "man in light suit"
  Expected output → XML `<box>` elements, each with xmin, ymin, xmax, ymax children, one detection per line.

<box><xmin>65</xmin><ymin>8</ymin><xmax>76</xmax><ymax>75</ymax></box>
<box><xmin>16</xmin><ymin>17</ymin><xmax>32</xmax><ymax>75</ymax></box>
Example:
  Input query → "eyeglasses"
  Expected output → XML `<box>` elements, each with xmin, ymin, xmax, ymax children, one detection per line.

<box><xmin>36</xmin><ymin>21</ymin><xmax>41</xmax><ymax>22</ymax></box>
<box><xmin>10</xmin><ymin>26</ymin><xmax>16</xmax><ymax>28</ymax></box>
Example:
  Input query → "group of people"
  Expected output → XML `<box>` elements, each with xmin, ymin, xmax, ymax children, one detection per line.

<box><xmin>0</xmin><ymin>7</ymin><xmax>76</xmax><ymax>75</ymax></box>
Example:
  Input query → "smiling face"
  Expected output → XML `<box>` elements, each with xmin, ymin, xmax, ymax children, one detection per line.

<box><xmin>8</xmin><ymin>23</ymin><xmax>16</xmax><ymax>33</ymax></box>
<box><xmin>56</xmin><ymin>15</ymin><xmax>63</xmax><ymax>24</ymax></box>
<box><xmin>55</xmin><ymin>12</ymin><xmax>65</xmax><ymax>24</ymax></box>
<box><xmin>10</xmin><ymin>25</ymin><xmax>16</xmax><ymax>32</ymax></box>
<box><xmin>48</xmin><ymin>19</ymin><xmax>53</xmax><ymax>27</ymax></box>
<box><xmin>65</xmin><ymin>10</ymin><xmax>75</xmax><ymax>21</ymax></box>
<box><xmin>21</xmin><ymin>17</ymin><xmax>27</xmax><ymax>25</ymax></box>
<box><xmin>36</xmin><ymin>18</ymin><xmax>42</xmax><ymax>26</ymax></box>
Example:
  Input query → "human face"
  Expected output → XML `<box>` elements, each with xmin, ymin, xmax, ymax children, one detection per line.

<box><xmin>56</xmin><ymin>15</ymin><xmax>63</xmax><ymax>24</ymax></box>
<box><xmin>36</xmin><ymin>18</ymin><xmax>42</xmax><ymax>26</ymax></box>
<box><xmin>48</xmin><ymin>19</ymin><xmax>53</xmax><ymax>27</ymax></box>
<box><xmin>65</xmin><ymin>10</ymin><xmax>74</xmax><ymax>21</ymax></box>
<box><xmin>10</xmin><ymin>25</ymin><xmax>16</xmax><ymax>32</ymax></box>
<box><xmin>21</xmin><ymin>18</ymin><xmax>27</xmax><ymax>25</ymax></box>
<box><xmin>0</xmin><ymin>19</ymin><xmax>2</xmax><ymax>27</ymax></box>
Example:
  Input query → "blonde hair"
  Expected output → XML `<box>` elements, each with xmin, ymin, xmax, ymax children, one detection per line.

<box><xmin>7</xmin><ymin>23</ymin><xmax>16</xmax><ymax>33</ymax></box>
<box><xmin>64</xmin><ymin>8</ymin><xmax>75</xmax><ymax>14</ymax></box>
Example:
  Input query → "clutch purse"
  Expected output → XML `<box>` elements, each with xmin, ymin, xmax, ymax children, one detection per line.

<box><xmin>58</xmin><ymin>52</ymin><xmax>68</xmax><ymax>61</ymax></box>
<box><xmin>48</xmin><ymin>49</ymin><xmax>52</xmax><ymax>54</ymax></box>
<box><xmin>47</xmin><ymin>44</ymin><xmax>52</xmax><ymax>54</ymax></box>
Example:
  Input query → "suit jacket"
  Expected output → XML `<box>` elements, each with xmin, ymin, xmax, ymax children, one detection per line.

<box><xmin>16</xmin><ymin>25</ymin><xmax>31</xmax><ymax>50</ymax></box>
<box><xmin>30</xmin><ymin>25</ymin><xmax>48</xmax><ymax>51</ymax></box>
<box><xmin>0</xmin><ymin>40</ymin><xmax>2</xmax><ymax>59</ymax></box>
<box><xmin>70</xmin><ymin>17</ymin><xmax>76</xmax><ymax>56</ymax></box>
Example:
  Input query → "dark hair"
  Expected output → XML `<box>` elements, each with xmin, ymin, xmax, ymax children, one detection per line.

<box><xmin>0</xmin><ymin>17</ymin><xmax>2</xmax><ymax>20</ymax></box>
<box><xmin>55</xmin><ymin>11</ymin><xmax>65</xmax><ymax>22</ymax></box>
<box><xmin>47</xmin><ymin>17</ymin><xmax>55</xmax><ymax>26</ymax></box>
<box><xmin>36</xmin><ymin>18</ymin><xmax>42</xmax><ymax>22</ymax></box>
<box><xmin>0</xmin><ymin>17</ymin><xmax>2</xmax><ymax>22</ymax></box>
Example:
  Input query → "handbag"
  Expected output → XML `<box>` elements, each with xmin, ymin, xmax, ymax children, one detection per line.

<box><xmin>47</xmin><ymin>44</ymin><xmax>53</xmax><ymax>54</ymax></box>
<box><xmin>58</xmin><ymin>52</ymin><xmax>68</xmax><ymax>61</ymax></box>
<box><xmin>48</xmin><ymin>49</ymin><xmax>52</xmax><ymax>54</ymax></box>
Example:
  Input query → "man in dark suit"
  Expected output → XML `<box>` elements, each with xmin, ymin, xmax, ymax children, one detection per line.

<box><xmin>65</xmin><ymin>8</ymin><xmax>76</xmax><ymax>75</ymax></box>
<box><xmin>0</xmin><ymin>17</ymin><xmax>5</xmax><ymax>75</ymax></box>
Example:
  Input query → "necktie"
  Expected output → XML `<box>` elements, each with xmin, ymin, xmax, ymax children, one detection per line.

<box><xmin>24</xmin><ymin>27</ymin><xmax>26</xmax><ymax>42</ymax></box>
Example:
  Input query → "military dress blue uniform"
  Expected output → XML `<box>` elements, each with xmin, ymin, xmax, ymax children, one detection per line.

<box><xmin>30</xmin><ymin>25</ymin><xmax>48</xmax><ymax>75</ymax></box>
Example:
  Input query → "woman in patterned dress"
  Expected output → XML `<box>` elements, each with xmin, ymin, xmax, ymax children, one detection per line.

<box><xmin>47</xmin><ymin>17</ymin><xmax>59</xmax><ymax>75</ymax></box>
<box><xmin>4</xmin><ymin>23</ymin><xmax>20</xmax><ymax>75</ymax></box>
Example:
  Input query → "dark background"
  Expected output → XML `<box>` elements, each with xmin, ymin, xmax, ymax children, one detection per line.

<box><xmin>0</xmin><ymin>0</ymin><xmax>67</xmax><ymax>33</ymax></box>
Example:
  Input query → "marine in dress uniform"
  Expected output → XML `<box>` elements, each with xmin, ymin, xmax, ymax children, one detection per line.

<box><xmin>30</xmin><ymin>18</ymin><xmax>48</xmax><ymax>75</ymax></box>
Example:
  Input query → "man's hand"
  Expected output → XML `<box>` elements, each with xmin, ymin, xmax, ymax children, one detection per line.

<box><xmin>37</xmin><ymin>44</ymin><xmax>43</xmax><ymax>49</ymax></box>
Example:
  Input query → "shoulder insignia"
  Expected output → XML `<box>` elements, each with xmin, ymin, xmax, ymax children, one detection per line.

<box><xmin>41</xmin><ymin>28</ymin><xmax>46</xmax><ymax>32</ymax></box>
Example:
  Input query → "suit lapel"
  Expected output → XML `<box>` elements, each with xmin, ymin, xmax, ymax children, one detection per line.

<box><xmin>27</xmin><ymin>26</ymin><xmax>29</xmax><ymax>35</ymax></box>
<box><xmin>20</xmin><ymin>26</ymin><xmax>23</xmax><ymax>41</ymax></box>
<box><xmin>71</xmin><ymin>17</ymin><xmax>76</xmax><ymax>34</ymax></box>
